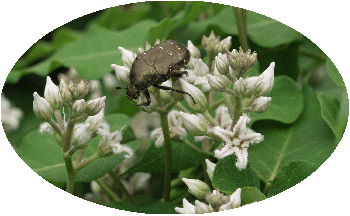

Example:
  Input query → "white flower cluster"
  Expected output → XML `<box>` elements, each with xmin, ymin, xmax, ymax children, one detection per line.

<box><xmin>175</xmin><ymin>159</ymin><xmax>241</xmax><ymax>214</ymax></box>
<box><xmin>112</xmin><ymin>33</ymin><xmax>274</xmax><ymax>170</ymax></box>
<box><xmin>1</xmin><ymin>94</ymin><xmax>23</xmax><ymax>132</ymax></box>
<box><xmin>150</xmin><ymin>110</ymin><xmax>187</xmax><ymax>147</ymax></box>
<box><xmin>33</xmin><ymin>76</ymin><xmax>133</xmax><ymax>158</ymax></box>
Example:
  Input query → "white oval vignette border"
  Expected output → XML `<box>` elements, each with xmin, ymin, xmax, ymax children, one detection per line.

<box><xmin>1</xmin><ymin>1</ymin><xmax>348</xmax><ymax>215</ymax></box>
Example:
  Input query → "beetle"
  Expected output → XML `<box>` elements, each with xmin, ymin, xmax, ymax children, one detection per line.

<box><xmin>117</xmin><ymin>39</ymin><xmax>196</xmax><ymax>106</ymax></box>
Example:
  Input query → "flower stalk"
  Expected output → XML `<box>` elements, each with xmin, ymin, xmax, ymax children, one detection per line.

<box><xmin>161</xmin><ymin>111</ymin><xmax>173</xmax><ymax>202</ymax></box>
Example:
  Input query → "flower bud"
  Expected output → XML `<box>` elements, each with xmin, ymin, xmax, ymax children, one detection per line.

<box><xmin>243</xmin><ymin>76</ymin><xmax>258</xmax><ymax>97</ymax></box>
<box><xmin>220</xmin><ymin>36</ymin><xmax>232</xmax><ymax>52</ymax></box>
<box><xmin>139</xmin><ymin>92</ymin><xmax>157</xmax><ymax>113</ymax></box>
<box><xmin>76</xmin><ymin>80</ymin><xmax>90</xmax><ymax>99</ymax></box>
<box><xmin>72</xmin><ymin>99</ymin><xmax>86</xmax><ymax>115</ymax></box>
<box><xmin>58</xmin><ymin>79</ymin><xmax>72</xmax><ymax>104</ymax></box>
<box><xmin>85</xmin><ymin>108</ymin><xmax>105</xmax><ymax>133</ymax></box>
<box><xmin>195</xmin><ymin>200</ymin><xmax>214</xmax><ymax>214</ymax></box>
<box><xmin>159</xmin><ymin>80</ymin><xmax>172</xmax><ymax>102</ymax></box>
<box><xmin>187</xmin><ymin>40</ymin><xmax>201</xmax><ymax>59</ymax></box>
<box><xmin>175</xmin><ymin>198</ymin><xmax>196</xmax><ymax>214</ymax></box>
<box><xmin>72</xmin><ymin>123</ymin><xmax>91</xmax><ymax>148</ymax></box>
<box><xmin>250</xmin><ymin>96</ymin><xmax>272</xmax><ymax>113</ymax></box>
<box><xmin>207</xmin><ymin>74</ymin><xmax>227</xmax><ymax>92</ymax></box>
<box><xmin>179</xmin><ymin>112</ymin><xmax>208</xmax><ymax>136</ymax></box>
<box><xmin>33</xmin><ymin>92</ymin><xmax>53</xmax><ymax>121</ymax></box>
<box><xmin>193</xmin><ymin>59</ymin><xmax>209</xmax><ymax>77</ymax></box>
<box><xmin>179</xmin><ymin>78</ymin><xmax>208</xmax><ymax>112</ymax></box>
<box><xmin>118</xmin><ymin>46</ymin><xmax>136</xmax><ymax>69</ymax></box>
<box><xmin>182</xmin><ymin>178</ymin><xmax>211</xmax><ymax>199</ymax></box>
<box><xmin>39</xmin><ymin>122</ymin><xmax>54</xmax><ymax>135</ymax></box>
<box><xmin>85</xmin><ymin>96</ymin><xmax>106</xmax><ymax>116</ymax></box>
<box><xmin>44</xmin><ymin>76</ymin><xmax>63</xmax><ymax>110</ymax></box>
<box><xmin>230</xmin><ymin>188</ymin><xmax>241</xmax><ymax>208</ymax></box>
<box><xmin>254</xmin><ymin>62</ymin><xmax>275</xmax><ymax>97</ymax></box>
<box><xmin>111</xmin><ymin>64</ymin><xmax>131</xmax><ymax>85</ymax></box>
<box><xmin>233</xmin><ymin>77</ymin><xmax>247</xmax><ymax>95</ymax></box>
<box><xmin>205</xmin><ymin>159</ymin><xmax>216</xmax><ymax>181</ymax></box>
<box><xmin>170</xmin><ymin>79</ymin><xmax>184</xmax><ymax>102</ymax></box>
<box><xmin>215</xmin><ymin>55</ymin><xmax>229</xmax><ymax>75</ymax></box>
<box><xmin>205</xmin><ymin>190</ymin><xmax>230</xmax><ymax>211</ymax></box>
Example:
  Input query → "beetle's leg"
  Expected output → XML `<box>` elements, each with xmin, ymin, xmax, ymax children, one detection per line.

<box><xmin>153</xmin><ymin>84</ymin><xmax>196</xmax><ymax>104</ymax></box>
<box><xmin>134</xmin><ymin>89</ymin><xmax>151</xmax><ymax>106</ymax></box>
<box><xmin>170</xmin><ymin>70</ymin><xmax>188</xmax><ymax>77</ymax></box>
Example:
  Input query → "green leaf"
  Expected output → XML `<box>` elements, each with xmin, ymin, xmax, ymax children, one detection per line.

<box><xmin>181</xmin><ymin>6</ymin><xmax>238</xmax><ymax>42</ymax></box>
<box><xmin>17</xmin><ymin>114</ymin><xmax>139</xmax><ymax>182</ymax></box>
<box><xmin>247</xmin><ymin>11</ymin><xmax>301</xmax><ymax>48</ymax></box>
<box><xmin>249</xmin><ymin>83</ymin><xmax>337</xmax><ymax>183</ymax></box>
<box><xmin>124</xmin><ymin>139</ymin><xmax>202</xmax><ymax>175</ymax></box>
<box><xmin>17</xmin><ymin>20</ymin><xmax>158</xmax><ymax>81</ymax></box>
<box><xmin>212</xmin><ymin>155</ymin><xmax>260</xmax><ymax>194</ymax></box>
<box><xmin>317</xmin><ymin>91</ymin><xmax>348</xmax><ymax>143</ymax></box>
<box><xmin>146</xmin><ymin>18</ymin><xmax>179</xmax><ymax>43</ymax></box>
<box><xmin>267</xmin><ymin>160</ymin><xmax>318</xmax><ymax>197</ymax></box>
<box><xmin>326</xmin><ymin>58</ymin><xmax>345</xmax><ymax>88</ymax></box>
<box><xmin>241</xmin><ymin>187</ymin><xmax>266</xmax><ymax>205</ymax></box>
<box><xmin>250</xmin><ymin>76</ymin><xmax>303</xmax><ymax>124</ymax></box>
<box><xmin>107</xmin><ymin>197</ymin><xmax>178</xmax><ymax>214</ymax></box>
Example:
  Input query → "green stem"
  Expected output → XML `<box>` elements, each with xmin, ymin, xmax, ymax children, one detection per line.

<box><xmin>74</xmin><ymin>152</ymin><xmax>100</xmax><ymax>172</ymax></box>
<box><xmin>95</xmin><ymin>179</ymin><xmax>122</xmax><ymax>202</ymax></box>
<box><xmin>54</xmin><ymin>109</ymin><xmax>65</xmax><ymax>130</ymax></box>
<box><xmin>209</xmin><ymin>98</ymin><xmax>225</xmax><ymax>112</ymax></box>
<box><xmin>202</xmin><ymin>110</ymin><xmax>217</xmax><ymax>126</ymax></box>
<box><xmin>223</xmin><ymin>93</ymin><xmax>235</xmax><ymax>120</ymax></box>
<box><xmin>63</xmin><ymin>153</ymin><xmax>75</xmax><ymax>194</ymax></box>
<box><xmin>160</xmin><ymin>112</ymin><xmax>172</xmax><ymax>202</ymax></box>
<box><xmin>231</xmin><ymin>95</ymin><xmax>243</xmax><ymax>130</ymax></box>
<box><xmin>48</xmin><ymin>118</ymin><xmax>63</xmax><ymax>136</ymax></box>
<box><xmin>175</xmin><ymin>102</ymin><xmax>188</xmax><ymax>113</ymax></box>
<box><xmin>108</xmin><ymin>170</ymin><xmax>135</xmax><ymax>205</ymax></box>
<box><xmin>233</xmin><ymin>7</ymin><xmax>249</xmax><ymax>52</ymax></box>
<box><xmin>262</xmin><ymin>181</ymin><xmax>271</xmax><ymax>196</ymax></box>
<box><xmin>183</xmin><ymin>139</ymin><xmax>202</xmax><ymax>156</ymax></box>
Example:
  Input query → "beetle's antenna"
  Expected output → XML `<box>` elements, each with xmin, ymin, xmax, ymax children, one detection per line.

<box><xmin>116</xmin><ymin>87</ymin><xmax>127</xmax><ymax>90</ymax></box>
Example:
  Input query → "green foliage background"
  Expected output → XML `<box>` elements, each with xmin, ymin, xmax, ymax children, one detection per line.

<box><xmin>3</xmin><ymin>1</ymin><xmax>347</xmax><ymax>214</ymax></box>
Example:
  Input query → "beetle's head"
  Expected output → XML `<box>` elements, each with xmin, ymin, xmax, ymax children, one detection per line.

<box><xmin>126</xmin><ymin>85</ymin><xmax>140</xmax><ymax>100</ymax></box>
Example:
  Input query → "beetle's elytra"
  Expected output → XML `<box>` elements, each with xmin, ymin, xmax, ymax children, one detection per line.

<box><xmin>117</xmin><ymin>39</ymin><xmax>196</xmax><ymax>106</ymax></box>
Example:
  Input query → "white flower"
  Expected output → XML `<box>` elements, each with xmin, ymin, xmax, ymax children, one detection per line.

<box><xmin>44</xmin><ymin>76</ymin><xmax>62</xmax><ymax>110</ymax></box>
<box><xmin>85</xmin><ymin>96</ymin><xmax>106</xmax><ymax>116</ymax></box>
<box><xmin>97</xmin><ymin>123</ymin><xmax>133</xmax><ymax>158</ymax></box>
<box><xmin>39</xmin><ymin>122</ymin><xmax>53</xmax><ymax>135</ymax></box>
<box><xmin>1</xmin><ymin>95</ymin><xmax>23</xmax><ymax>132</ymax></box>
<box><xmin>72</xmin><ymin>99</ymin><xmax>85</xmax><ymax>115</ymax></box>
<box><xmin>249</xmin><ymin>96</ymin><xmax>272</xmax><ymax>113</ymax></box>
<box><xmin>233</xmin><ymin>77</ymin><xmax>247</xmax><ymax>95</ymax></box>
<box><xmin>118</xmin><ymin>46</ymin><xmax>136</xmax><ymax>69</ymax></box>
<box><xmin>85</xmin><ymin>108</ymin><xmax>105</xmax><ymax>133</ymax></box>
<box><xmin>213</xmin><ymin>114</ymin><xmax>263</xmax><ymax>170</ymax></box>
<box><xmin>111</xmin><ymin>64</ymin><xmax>131</xmax><ymax>85</ymax></box>
<box><xmin>139</xmin><ymin>92</ymin><xmax>157</xmax><ymax>113</ymax></box>
<box><xmin>230</xmin><ymin>188</ymin><xmax>241</xmax><ymax>208</ymax></box>
<box><xmin>182</xmin><ymin>178</ymin><xmax>211</xmax><ymax>199</ymax></box>
<box><xmin>150</xmin><ymin>111</ymin><xmax>187</xmax><ymax>147</ymax></box>
<box><xmin>215</xmin><ymin>54</ymin><xmax>229</xmax><ymax>75</ymax></box>
<box><xmin>187</xmin><ymin>40</ymin><xmax>201</xmax><ymax>59</ymax></box>
<box><xmin>205</xmin><ymin>159</ymin><xmax>216</xmax><ymax>181</ymax></box>
<box><xmin>175</xmin><ymin>198</ymin><xmax>196</xmax><ymax>214</ymax></box>
<box><xmin>254</xmin><ymin>62</ymin><xmax>275</xmax><ymax>97</ymax></box>
<box><xmin>72</xmin><ymin>123</ymin><xmax>91</xmax><ymax>148</ymax></box>
<box><xmin>179</xmin><ymin>112</ymin><xmax>208</xmax><ymax>136</ymax></box>
<box><xmin>215</xmin><ymin>105</ymin><xmax>232</xmax><ymax>130</ymax></box>
<box><xmin>33</xmin><ymin>92</ymin><xmax>53</xmax><ymax>121</ymax></box>
<box><xmin>207</xmin><ymin>74</ymin><xmax>227</xmax><ymax>92</ymax></box>
<box><xmin>195</xmin><ymin>200</ymin><xmax>213</xmax><ymax>214</ymax></box>
<box><xmin>179</xmin><ymin>78</ymin><xmax>208</xmax><ymax>112</ymax></box>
